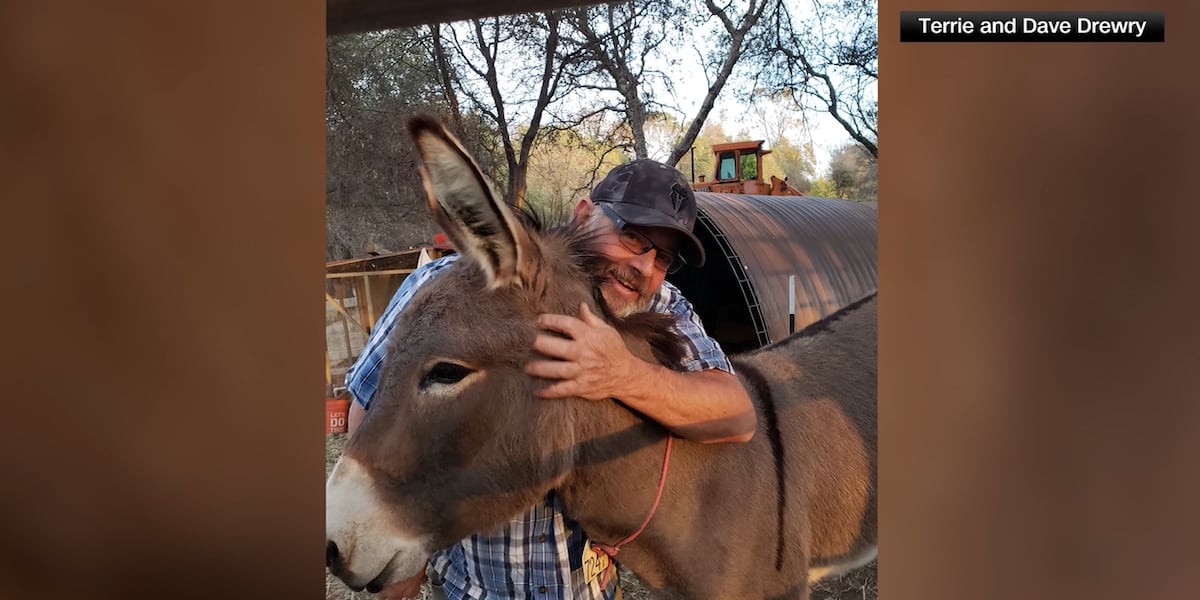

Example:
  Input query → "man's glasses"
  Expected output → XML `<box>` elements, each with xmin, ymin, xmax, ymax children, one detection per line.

<box><xmin>596</xmin><ymin>203</ymin><xmax>686</xmax><ymax>274</ymax></box>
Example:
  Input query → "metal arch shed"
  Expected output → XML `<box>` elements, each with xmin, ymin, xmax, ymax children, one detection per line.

<box><xmin>667</xmin><ymin>193</ymin><xmax>877</xmax><ymax>354</ymax></box>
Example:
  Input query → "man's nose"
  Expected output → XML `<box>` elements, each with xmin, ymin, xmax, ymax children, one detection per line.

<box><xmin>629</xmin><ymin>247</ymin><xmax>657</xmax><ymax>273</ymax></box>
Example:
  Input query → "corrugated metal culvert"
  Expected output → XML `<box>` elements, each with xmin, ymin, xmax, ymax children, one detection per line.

<box><xmin>667</xmin><ymin>193</ymin><xmax>877</xmax><ymax>354</ymax></box>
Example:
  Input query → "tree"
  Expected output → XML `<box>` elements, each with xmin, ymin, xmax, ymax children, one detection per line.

<box><xmin>763</xmin><ymin>137</ymin><xmax>815</xmax><ymax>191</ymax></box>
<box><xmin>809</xmin><ymin>176</ymin><xmax>838</xmax><ymax>198</ymax></box>
<box><xmin>562</xmin><ymin>0</ymin><xmax>770</xmax><ymax>165</ymax></box>
<box><xmin>326</xmin><ymin>30</ymin><xmax>458</xmax><ymax>259</ymax></box>
<box><xmin>437</xmin><ymin>11</ymin><xmax>578</xmax><ymax>208</ymax></box>
<box><xmin>644</xmin><ymin>111</ymin><xmax>687</xmax><ymax>162</ymax></box>
<box><xmin>325</xmin><ymin>27</ymin><xmax>508</xmax><ymax>260</ymax></box>
<box><xmin>745</xmin><ymin>89</ymin><xmax>816</xmax><ymax>187</ymax></box>
<box><xmin>667</xmin><ymin>0</ymin><xmax>772</xmax><ymax>165</ymax></box>
<box><xmin>758</xmin><ymin>0</ymin><xmax>878</xmax><ymax>158</ymax></box>
<box><xmin>827</xmin><ymin>142</ymin><xmax>876</xmax><ymax>201</ymax></box>
<box><xmin>525</xmin><ymin>122</ymin><xmax>630</xmax><ymax>224</ymax></box>
<box><xmin>673</xmin><ymin>119</ymin><xmax>732</xmax><ymax>183</ymax></box>
<box><xmin>560</xmin><ymin>1</ymin><xmax>684</xmax><ymax>160</ymax></box>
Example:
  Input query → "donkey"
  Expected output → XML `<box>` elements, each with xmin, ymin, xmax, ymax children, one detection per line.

<box><xmin>325</xmin><ymin>116</ymin><xmax>877</xmax><ymax>600</ymax></box>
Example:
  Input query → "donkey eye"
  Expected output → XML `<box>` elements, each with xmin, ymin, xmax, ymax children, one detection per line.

<box><xmin>420</xmin><ymin>362</ymin><xmax>474</xmax><ymax>389</ymax></box>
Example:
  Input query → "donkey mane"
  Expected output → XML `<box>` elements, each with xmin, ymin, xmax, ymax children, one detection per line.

<box><xmin>792</xmin><ymin>291</ymin><xmax>877</xmax><ymax>338</ymax></box>
<box><xmin>741</xmin><ymin>290</ymin><xmax>879</xmax><ymax>358</ymax></box>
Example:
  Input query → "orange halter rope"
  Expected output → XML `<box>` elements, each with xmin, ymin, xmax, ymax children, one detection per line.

<box><xmin>589</xmin><ymin>435</ymin><xmax>674</xmax><ymax>590</ymax></box>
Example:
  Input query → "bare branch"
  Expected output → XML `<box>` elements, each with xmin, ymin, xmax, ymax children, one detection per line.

<box><xmin>755</xmin><ymin>0</ymin><xmax>878</xmax><ymax>157</ymax></box>
<box><xmin>667</xmin><ymin>0</ymin><xmax>769</xmax><ymax>165</ymax></box>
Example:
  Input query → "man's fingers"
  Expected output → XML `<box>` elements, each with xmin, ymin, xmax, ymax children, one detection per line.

<box><xmin>379</xmin><ymin>584</ymin><xmax>420</xmax><ymax>600</ymax></box>
<box><xmin>531</xmin><ymin>334</ymin><xmax>578</xmax><ymax>360</ymax></box>
<box><xmin>526</xmin><ymin>360</ymin><xmax>580</xmax><ymax>380</ymax></box>
<box><xmin>536</xmin><ymin>380</ymin><xmax>581</xmax><ymax>399</ymax></box>
<box><xmin>578</xmin><ymin>302</ymin><xmax>606</xmax><ymax>327</ymax></box>
<box><xmin>537</xmin><ymin>313</ymin><xmax>584</xmax><ymax>337</ymax></box>
<box><xmin>378</xmin><ymin>569</ymin><xmax>427</xmax><ymax>599</ymax></box>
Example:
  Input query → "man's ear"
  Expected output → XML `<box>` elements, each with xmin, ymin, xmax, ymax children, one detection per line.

<box><xmin>572</xmin><ymin>198</ymin><xmax>594</xmax><ymax>225</ymax></box>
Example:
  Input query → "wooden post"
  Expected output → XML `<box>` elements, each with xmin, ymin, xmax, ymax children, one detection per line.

<box><xmin>789</xmin><ymin>275</ymin><xmax>796</xmax><ymax>334</ymax></box>
<box><xmin>362</xmin><ymin>273</ymin><xmax>376</xmax><ymax>333</ymax></box>
<box><xmin>339</xmin><ymin>302</ymin><xmax>353</xmax><ymax>365</ymax></box>
<box><xmin>325</xmin><ymin>292</ymin><xmax>370</xmax><ymax>335</ymax></box>
<box><xmin>324</xmin><ymin>345</ymin><xmax>333</xmax><ymax>395</ymax></box>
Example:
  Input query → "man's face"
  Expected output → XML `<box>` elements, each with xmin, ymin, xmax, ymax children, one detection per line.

<box><xmin>585</xmin><ymin>205</ymin><xmax>682</xmax><ymax>317</ymax></box>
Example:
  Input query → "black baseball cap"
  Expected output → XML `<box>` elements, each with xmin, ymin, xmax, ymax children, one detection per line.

<box><xmin>590</xmin><ymin>159</ymin><xmax>706</xmax><ymax>267</ymax></box>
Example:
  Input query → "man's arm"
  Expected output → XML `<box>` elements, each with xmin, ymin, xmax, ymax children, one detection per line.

<box><xmin>347</xmin><ymin>401</ymin><xmax>366</xmax><ymax>434</ymax></box>
<box><xmin>526</xmin><ymin>303</ymin><xmax>756</xmax><ymax>444</ymax></box>
<box><xmin>611</xmin><ymin>364</ymin><xmax>755</xmax><ymax>444</ymax></box>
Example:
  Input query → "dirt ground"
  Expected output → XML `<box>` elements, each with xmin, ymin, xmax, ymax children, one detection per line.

<box><xmin>325</xmin><ymin>434</ymin><xmax>876</xmax><ymax>600</ymax></box>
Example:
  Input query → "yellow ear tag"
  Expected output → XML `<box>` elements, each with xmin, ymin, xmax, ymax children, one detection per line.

<box><xmin>582</xmin><ymin>541</ymin><xmax>612</xmax><ymax>585</ymax></box>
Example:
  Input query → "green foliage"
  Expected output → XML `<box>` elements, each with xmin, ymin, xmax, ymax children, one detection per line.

<box><xmin>675</xmin><ymin>121</ymin><xmax>733</xmax><ymax>183</ymax></box>
<box><xmin>525</xmin><ymin>122</ymin><xmax>631</xmax><ymax>224</ymax></box>
<box><xmin>739</xmin><ymin>153</ymin><xmax>759</xmax><ymax>180</ymax></box>
<box><xmin>826</xmin><ymin>142</ymin><xmax>877</xmax><ymax>201</ymax></box>
<box><xmin>808</xmin><ymin>177</ymin><xmax>839</xmax><ymax>198</ymax></box>
<box><xmin>644</xmin><ymin>111</ymin><xmax>686</xmax><ymax>162</ymax></box>
<box><xmin>764</xmin><ymin>137</ymin><xmax>815</xmax><ymax>191</ymax></box>
<box><xmin>325</xmin><ymin>29</ymin><xmax>502</xmax><ymax>259</ymax></box>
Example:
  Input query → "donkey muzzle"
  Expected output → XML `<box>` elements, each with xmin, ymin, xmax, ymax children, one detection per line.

<box><xmin>326</xmin><ymin>456</ymin><xmax>431</xmax><ymax>590</ymax></box>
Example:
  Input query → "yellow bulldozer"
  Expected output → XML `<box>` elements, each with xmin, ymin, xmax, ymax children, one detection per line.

<box><xmin>689</xmin><ymin>140</ymin><xmax>805</xmax><ymax>196</ymax></box>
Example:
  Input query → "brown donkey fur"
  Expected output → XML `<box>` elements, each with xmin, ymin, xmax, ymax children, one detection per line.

<box><xmin>325</xmin><ymin>116</ymin><xmax>877</xmax><ymax>600</ymax></box>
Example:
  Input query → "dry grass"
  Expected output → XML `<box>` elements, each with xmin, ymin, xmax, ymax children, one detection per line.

<box><xmin>325</xmin><ymin>434</ymin><xmax>876</xmax><ymax>600</ymax></box>
<box><xmin>812</xmin><ymin>563</ymin><xmax>877</xmax><ymax>600</ymax></box>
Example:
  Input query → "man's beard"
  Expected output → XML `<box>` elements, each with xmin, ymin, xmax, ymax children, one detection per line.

<box><xmin>598</xmin><ymin>262</ymin><xmax>654</xmax><ymax>317</ymax></box>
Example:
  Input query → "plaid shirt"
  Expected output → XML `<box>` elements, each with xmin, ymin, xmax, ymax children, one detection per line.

<box><xmin>345</xmin><ymin>253</ymin><xmax>734</xmax><ymax>599</ymax></box>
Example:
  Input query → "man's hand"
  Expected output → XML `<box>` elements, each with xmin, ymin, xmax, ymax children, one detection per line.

<box><xmin>526</xmin><ymin>303</ymin><xmax>639</xmax><ymax>400</ymax></box>
<box><xmin>527</xmin><ymin>303</ymin><xmax>756</xmax><ymax>444</ymax></box>
<box><xmin>376</xmin><ymin>568</ymin><xmax>428</xmax><ymax>600</ymax></box>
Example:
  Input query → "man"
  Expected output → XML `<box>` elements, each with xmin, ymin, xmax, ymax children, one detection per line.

<box><xmin>344</xmin><ymin>159</ymin><xmax>756</xmax><ymax>600</ymax></box>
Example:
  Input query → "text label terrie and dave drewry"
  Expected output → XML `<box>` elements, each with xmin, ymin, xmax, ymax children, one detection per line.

<box><xmin>899</xmin><ymin>11</ymin><xmax>1165</xmax><ymax>43</ymax></box>
<box><xmin>917</xmin><ymin>16</ymin><xmax>1148</xmax><ymax>38</ymax></box>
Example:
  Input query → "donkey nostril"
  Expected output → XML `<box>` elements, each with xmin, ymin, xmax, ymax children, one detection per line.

<box><xmin>326</xmin><ymin>540</ymin><xmax>339</xmax><ymax>568</ymax></box>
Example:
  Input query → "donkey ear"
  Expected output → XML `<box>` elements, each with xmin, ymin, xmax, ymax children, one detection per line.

<box><xmin>408</xmin><ymin>116</ymin><xmax>535</xmax><ymax>289</ymax></box>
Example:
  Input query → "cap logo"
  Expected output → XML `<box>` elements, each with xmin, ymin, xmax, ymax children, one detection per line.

<box><xmin>670</xmin><ymin>183</ymin><xmax>687</xmax><ymax>212</ymax></box>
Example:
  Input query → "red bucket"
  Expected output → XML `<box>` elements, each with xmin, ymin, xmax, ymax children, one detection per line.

<box><xmin>326</xmin><ymin>399</ymin><xmax>350</xmax><ymax>435</ymax></box>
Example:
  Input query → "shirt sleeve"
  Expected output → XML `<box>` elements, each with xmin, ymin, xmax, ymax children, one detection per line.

<box><xmin>344</xmin><ymin>255</ymin><xmax>459</xmax><ymax>409</ymax></box>
<box><xmin>654</xmin><ymin>281</ymin><xmax>735</xmax><ymax>374</ymax></box>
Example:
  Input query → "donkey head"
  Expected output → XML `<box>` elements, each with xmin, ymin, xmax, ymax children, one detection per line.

<box><xmin>324</xmin><ymin>116</ymin><xmax>681</xmax><ymax>592</ymax></box>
